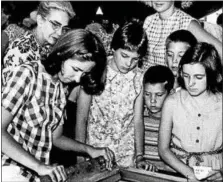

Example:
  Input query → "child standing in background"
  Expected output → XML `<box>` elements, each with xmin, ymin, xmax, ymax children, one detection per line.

<box><xmin>159</xmin><ymin>42</ymin><xmax>222</xmax><ymax>181</ymax></box>
<box><xmin>143</xmin><ymin>1</ymin><xmax>222</xmax><ymax>69</ymax></box>
<box><xmin>143</xmin><ymin>65</ymin><xmax>174</xmax><ymax>171</ymax></box>
<box><xmin>165</xmin><ymin>29</ymin><xmax>197</xmax><ymax>92</ymax></box>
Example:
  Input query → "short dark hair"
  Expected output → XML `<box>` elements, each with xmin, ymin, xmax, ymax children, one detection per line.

<box><xmin>143</xmin><ymin>65</ymin><xmax>174</xmax><ymax>93</ymax></box>
<box><xmin>178</xmin><ymin>42</ymin><xmax>222</xmax><ymax>93</ymax></box>
<box><xmin>42</xmin><ymin>29</ymin><xmax>107</xmax><ymax>95</ymax></box>
<box><xmin>111</xmin><ymin>19</ymin><xmax>148</xmax><ymax>68</ymax></box>
<box><xmin>166</xmin><ymin>29</ymin><xmax>197</xmax><ymax>49</ymax></box>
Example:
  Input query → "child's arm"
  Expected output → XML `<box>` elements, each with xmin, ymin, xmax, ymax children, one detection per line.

<box><xmin>188</xmin><ymin>20</ymin><xmax>222</xmax><ymax>62</ymax></box>
<box><xmin>133</xmin><ymin>90</ymin><xmax>144</xmax><ymax>159</ymax></box>
<box><xmin>158</xmin><ymin>95</ymin><xmax>197</xmax><ymax>180</ymax></box>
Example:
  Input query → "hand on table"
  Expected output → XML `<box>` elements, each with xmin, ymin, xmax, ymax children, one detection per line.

<box><xmin>135</xmin><ymin>156</ymin><xmax>158</xmax><ymax>172</ymax></box>
<box><xmin>89</xmin><ymin>146</ymin><xmax>115</xmax><ymax>170</ymax></box>
<box><xmin>37</xmin><ymin>163</ymin><xmax>67</xmax><ymax>182</ymax></box>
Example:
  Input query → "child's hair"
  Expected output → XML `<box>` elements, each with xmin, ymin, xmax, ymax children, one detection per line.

<box><xmin>143</xmin><ymin>65</ymin><xmax>174</xmax><ymax>93</ymax></box>
<box><xmin>110</xmin><ymin>18</ymin><xmax>148</xmax><ymax>68</ymax></box>
<box><xmin>165</xmin><ymin>29</ymin><xmax>197</xmax><ymax>49</ymax></box>
<box><xmin>178</xmin><ymin>42</ymin><xmax>222</xmax><ymax>93</ymax></box>
<box><xmin>42</xmin><ymin>29</ymin><xmax>107</xmax><ymax>94</ymax></box>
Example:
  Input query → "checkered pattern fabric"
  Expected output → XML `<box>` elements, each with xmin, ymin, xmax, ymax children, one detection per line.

<box><xmin>143</xmin><ymin>9</ymin><xmax>195</xmax><ymax>70</ymax></box>
<box><xmin>2</xmin><ymin>62</ymin><xmax>67</xmax><ymax>181</ymax></box>
<box><xmin>2</xmin><ymin>30</ymin><xmax>50</xmax><ymax>87</ymax></box>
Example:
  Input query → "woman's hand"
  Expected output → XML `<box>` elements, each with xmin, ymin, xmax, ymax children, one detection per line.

<box><xmin>88</xmin><ymin>146</ymin><xmax>115</xmax><ymax>170</ymax></box>
<box><xmin>37</xmin><ymin>163</ymin><xmax>67</xmax><ymax>182</ymax></box>
<box><xmin>135</xmin><ymin>155</ymin><xmax>158</xmax><ymax>172</ymax></box>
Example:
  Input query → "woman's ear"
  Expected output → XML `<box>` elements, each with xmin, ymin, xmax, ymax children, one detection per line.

<box><xmin>36</xmin><ymin>14</ymin><xmax>45</xmax><ymax>27</ymax></box>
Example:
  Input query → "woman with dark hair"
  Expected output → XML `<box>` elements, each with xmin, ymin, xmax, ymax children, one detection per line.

<box><xmin>2</xmin><ymin>29</ymin><xmax>113</xmax><ymax>182</ymax></box>
<box><xmin>75</xmin><ymin>19</ymin><xmax>149</xmax><ymax>168</ymax></box>
<box><xmin>159</xmin><ymin>42</ymin><xmax>222</xmax><ymax>181</ymax></box>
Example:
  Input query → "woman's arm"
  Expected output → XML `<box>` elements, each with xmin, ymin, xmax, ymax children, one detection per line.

<box><xmin>53</xmin><ymin>125</ymin><xmax>114</xmax><ymax>170</ymax></box>
<box><xmin>188</xmin><ymin>20</ymin><xmax>223</xmax><ymax>62</ymax></box>
<box><xmin>2</xmin><ymin>107</ymin><xmax>42</xmax><ymax>172</ymax></box>
<box><xmin>158</xmin><ymin>95</ymin><xmax>197</xmax><ymax>180</ymax></box>
<box><xmin>75</xmin><ymin>87</ymin><xmax>92</xmax><ymax>143</ymax></box>
<box><xmin>134</xmin><ymin>89</ymin><xmax>144</xmax><ymax>158</ymax></box>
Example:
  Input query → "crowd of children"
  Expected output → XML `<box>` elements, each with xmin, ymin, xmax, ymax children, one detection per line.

<box><xmin>1</xmin><ymin>1</ymin><xmax>222</xmax><ymax>182</ymax></box>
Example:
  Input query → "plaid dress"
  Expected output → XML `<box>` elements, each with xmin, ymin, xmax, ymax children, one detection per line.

<box><xmin>143</xmin><ymin>9</ymin><xmax>195</xmax><ymax>69</ymax></box>
<box><xmin>2</xmin><ymin>61</ymin><xmax>67</xmax><ymax>181</ymax></box>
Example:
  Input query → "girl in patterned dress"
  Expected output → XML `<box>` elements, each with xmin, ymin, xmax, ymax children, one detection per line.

<box><xmin>75</xmin><ymin>19</ymin><xmax>156</xmax><ymax>170</ymax></box>
<box><xmin>143</xmin><ymin>1</ymin><xmax>222</xmax><ymax>69</ymax></box>
<box><xmin>2</xmin><ymin>29</ymin><xmax>114</xmax><ymax>182</ymax></box>
<box><xmin>159</xmin><ymin>42</ymin><xmax>222</xmax><ymax>181</ymax></box>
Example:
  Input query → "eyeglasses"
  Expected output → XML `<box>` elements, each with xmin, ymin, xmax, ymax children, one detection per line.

<box><xmin>45</xmin><ymin>17</ymin><xmax>70</xmax><ymax>34</ymax></box>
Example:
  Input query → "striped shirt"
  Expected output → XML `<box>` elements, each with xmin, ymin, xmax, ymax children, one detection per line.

<box><xmin>143</xmin><ymin>109</ymin><xmax>167</xmax><ymax>170</ymax></box>
<box><xmin>2</xmin><ymin>61</ymin><xmax>67</xmax><ymax>181</ymax></box>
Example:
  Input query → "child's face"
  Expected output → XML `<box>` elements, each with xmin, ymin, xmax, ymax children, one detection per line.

<box><xmin>151</xmin><ymin>1</ymin><xmax>175</xmax><ymax>13</ymax></box>
<box><xmin>166</xmin><ymin>41</ymin><xmax>190</xmax><ymax>77</ymax></box>
<box><xmin>112</xmin><ymin>48</ymin><xmax>139</xmax><ymax>74</ymax></box>
<box><xmin>181</xmin><ymin>63</ymin><xmax>207</xmax><ymax>97</ymax></box>
<box><xmin>58</xmin><ymin>58</ymin><xmax>95</xmax><ymax>84</ymax></box>
<box><xmin>144</xmin><ymin>82</ymin><xmax>168</xmax><ymax>114</ymax></box>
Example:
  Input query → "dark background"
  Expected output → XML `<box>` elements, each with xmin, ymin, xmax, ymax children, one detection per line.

<box><xmin>2</xmin><ymin>1</ymin><xmax>223</xmax><ymax>28</ymax></box>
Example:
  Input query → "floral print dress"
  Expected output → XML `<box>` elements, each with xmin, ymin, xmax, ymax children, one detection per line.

<box><xmin>86</xmin><ymin>59</ymin><xmax>144</xmax><ymax>167</ymax></box>
<box><xmin>2</xmin><ymin>30</ymin><xmax>49</xmax><ymax>87</ymax></box>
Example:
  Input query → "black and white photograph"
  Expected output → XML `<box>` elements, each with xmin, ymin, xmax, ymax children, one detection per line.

<box><xmin>1</xmin><ymin>1</ymin><xmax>222</xmax><ymax>181</ymax></box>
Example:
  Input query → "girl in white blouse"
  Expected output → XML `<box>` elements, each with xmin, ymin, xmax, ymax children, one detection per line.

<box><xmin>158</xmin><ymin>42</ymin><xmax>222</xmax><ymax>181</ymax></box>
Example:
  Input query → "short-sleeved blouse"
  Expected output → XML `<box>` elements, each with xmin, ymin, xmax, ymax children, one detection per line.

<box><xmin>2</xmin><ymin>61</ymin><xmax>67</xmax><ymax>181</ymax></box>
<box><xmin>143</xmin><ymin>9</ymin><xmax>195</xmax><ymax>69</ymax></box>
<box><xmin>171</xmin><ymin>89</ymin><xmax>222</xmax><ymax>169</ymax></box>
<box><xmin>86</xmin><ymin>59</ymin><xmax>144</xmax><ymax>167</ymax></box>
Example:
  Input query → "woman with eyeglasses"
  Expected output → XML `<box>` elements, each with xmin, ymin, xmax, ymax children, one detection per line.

<box><xmin>2</xmin><ymin>29</ymin><xmax>114</xmax><ymax>182</ymax></box>
<box><xmin>2</xmin><ymin>1</ymin><xmax>75</xmax><ymax>86</ymax></box>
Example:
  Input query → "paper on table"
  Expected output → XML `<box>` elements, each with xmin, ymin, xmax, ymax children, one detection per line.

<box><xmin>192</xmin><ymin>166</ymin><xmax>212</xmax><ymax>180</ymax></box>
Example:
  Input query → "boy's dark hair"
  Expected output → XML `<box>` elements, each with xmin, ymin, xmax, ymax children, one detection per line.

<box><xmin>42</xmin><ymin>29</ymin><xmax>107</xmax><ymax>95</ymax></box>
<box><xmin>165</xmin><ymin>29</ymin><xmax>197</xmax><ymax>49</ymax></box>
<box><xmin>143</xmin><ymin>65</ymin><xmax>174</xmax><ymax>93</ymax></box>
<box><xmin>178</xmin><ymin>42</ymin><xmax>222</xmax><ymax>93</ymax></box>
<box><xmin>111</xmin><ymin>18</ymin><xmax>148</xmax><ymax>68</ymax></box>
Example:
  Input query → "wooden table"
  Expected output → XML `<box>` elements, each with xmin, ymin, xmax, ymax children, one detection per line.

<box><xmin>67</xmin><ymin>166</ymin><xmax>188</xmax><ymax>182</ymax></box>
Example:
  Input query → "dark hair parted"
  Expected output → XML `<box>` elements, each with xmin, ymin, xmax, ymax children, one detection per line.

<box><xmin>111</xmin><ymin>19</ymin><xmax>148</xmax><ymax>68</ymax></box>
<box><xmin>178</xmin><ymin>42</ymin><xmax>222</xmax><ymax>93</ymax></box>
<box><xmin>166</xmin><ymin>29</ymin><xmax>197</xmax><ymax>48</ymax></box>
<box><xmin>42</xmin><ymin>29</ymin><xmax>107</xmax><ymax>95</ymax></box>
<box><xmin>143</xmin><ymin>65</ymin><xmax>174</xmax><ymax>93</ymax></box>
